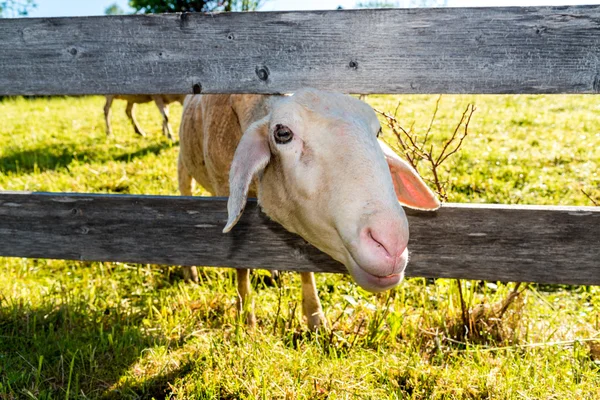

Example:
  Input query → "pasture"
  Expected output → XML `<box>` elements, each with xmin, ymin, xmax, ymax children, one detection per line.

<box><xmin>1</xmin><ymin>94</ymin><xmax>599</xmax><ymax>399</ymax></box>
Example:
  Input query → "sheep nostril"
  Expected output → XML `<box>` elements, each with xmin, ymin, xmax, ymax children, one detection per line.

<box><xmin>368</xmin><ymin>229</ymin><xmax>391</xmax><ymax>258</ymax></box>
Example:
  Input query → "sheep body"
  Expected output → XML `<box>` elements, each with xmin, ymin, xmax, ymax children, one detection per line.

<box><xmin>104</xmin><ymin>94</ymin><xmax>185</xmax><ymax>140</ymax></box>
<box><xmin>178</xmin><ymin>90</ymin><xmax>440</xmax><ymax>330</ymax></box>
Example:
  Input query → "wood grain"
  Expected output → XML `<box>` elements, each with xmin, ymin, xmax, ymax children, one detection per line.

<box><xmin>1</xmin><ymin>192</ymin><xmax>598</xmax><ymax>285</ymax></box>
<box><xmin>2</xmin><ymin>6</ymin><xmax>600</xmax><ymax>95</ymax></box>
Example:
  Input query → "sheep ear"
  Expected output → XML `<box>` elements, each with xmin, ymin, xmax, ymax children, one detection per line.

<box><xmin>223</xmin><ymin>117</ymin><xmax>271</xmax><ymax>233</ymax></box>
<box><xmin>378</xmin><ymin>140</ymin><xmax>441</xmax><ymax>210</ymax></box>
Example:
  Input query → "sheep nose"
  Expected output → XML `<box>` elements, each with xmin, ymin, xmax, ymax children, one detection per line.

<box><xmin>360</xmin><ymin>225</ymin><xmax>408</xmax><ymax>277</ymax></box>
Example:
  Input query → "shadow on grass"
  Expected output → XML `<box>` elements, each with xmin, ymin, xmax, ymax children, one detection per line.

<box><xmin>113</xmin><ymin>141</ymin><xmax>178</xmax><ymax>163</ymax></box>
<box><xmin>0</xmin><ymin>303</ymin><xmax>143</xmax><ymax>398</ymax></box>
<box><xmin>101</xmin><ymin>359</ymin><xmax>195</xmax><ymax>400</ymax></box>
<box><xmin>0</xmin><ymin>277</ymin><xmax>190</xmax><ymax>399</ymax></box>
<box><xmin>0</xmin><ymin>141</ymin><xmax>173</xmax><ymax>174</ymax></box>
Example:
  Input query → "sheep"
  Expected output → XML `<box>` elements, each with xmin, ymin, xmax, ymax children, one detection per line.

<box><xmin>177</xmin><ymin>89</ymin><xmax>440</xmax><ymax>330</ymax></box>
<box><xmin>104</xmin><ymin>94</ymin><xmax>185</xmax><ymax>141</ymax></box>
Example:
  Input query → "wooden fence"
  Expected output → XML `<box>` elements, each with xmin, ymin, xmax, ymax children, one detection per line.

<box><xmin>1</xmin><ymin>6</ymin><xmax>599</xmax><ymax>284</ymax></box>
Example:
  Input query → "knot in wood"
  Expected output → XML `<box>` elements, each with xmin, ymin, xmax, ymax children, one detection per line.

<box><xmin>256</xmin><ymin>66</ymin><xmax>270</xmax><ymax>81</ymax></box>
<box><xmin>593</xmin><ymin>74</ymin><xmax>600</xmax><ymax>93</ymax></box>
<box><xmin>179</xmin><ymin>12</ymin><xmax>190</xmax><ymax>29</ymax></box>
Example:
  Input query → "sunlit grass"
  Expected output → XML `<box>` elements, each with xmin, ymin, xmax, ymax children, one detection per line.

<box><xmin>0</xmin><ymin>95</ymin><xmax>599</xmax><ymax>399</ymax></box>
<box><xmin>368</xmin><ymin>94</ymin><xmax>600</xmax><ymax>206</ymax></box>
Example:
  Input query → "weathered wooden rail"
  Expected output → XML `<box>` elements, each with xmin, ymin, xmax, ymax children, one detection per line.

<box><xmin>1</xmin><ymin>193</ymin><xmax>599</xmax><ymax>284</ymax></box>
<box><xmin>1</xmin><ymin>6</ymin><xmax>599</xmax><ymax>284</ymax></box>
<box><xmin>2</xmin><ymin>6</ymin><xmax>600</xmax><ymax>95</ymax></box>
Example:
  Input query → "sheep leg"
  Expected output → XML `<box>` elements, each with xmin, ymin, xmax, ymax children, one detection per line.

<box><xmin>182</xmin><ymin>266</ymin><xmax>199</xmax><ymax>283</ymax></box>
<box><xmin>177</xmin><ymin>157</ymin><xmax>199</xmax><ymax>282</ymax></box>
<box><xmin>237</xmin><ymin>268</ymin><xmax>256</xmax><ymax>327</ymax></box>
<box><xmin>153</xmin><ymin>96</ymin><xmax>174</xmax><ymax>141</ymax></box>
<box><xmin>104</xmin><ymin>96</ymin><xmax>114</xmax><ymax>136</ymax></box>
<box><xmin>178</xmin><ymin>155</ymin><xmax>194</xmax><ymax>196</ymax></box>
<box><xmin>301</xmin><ymin>272</ymin><xmax>326</xmax><ymax>331</ymax></box>
<box><xmin>125</xmin><ymin>102</ymin><xmax>146</xmax><ymax>137</ymax></box>
<box><xmin>263</xmin><ymin>269</ymin><xmax>280</xmax><ymax>286</ymax></box>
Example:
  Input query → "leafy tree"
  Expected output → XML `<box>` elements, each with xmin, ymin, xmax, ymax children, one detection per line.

<box><xmin>105</xmin><ymin>3</ymin><xmax>126</xmax><ymax>15</ymax></box>
<box><xmin>408</xmin><ymin>0</ymin><xmax>447</xmax><ymax>6</ymax></box>
<box><xmin>0</xmin><ymin>0</ymin><xmax>36</xmax><ymax>17</ymax></box>
<box><xmin>129</xmin><ymin>0</ymin><xmax>262</xmax><ymax>13</ymax></box>
<box><xmin>356</xmin><ymin>1</ymin><xmax>395</xmax><ymax>7</ymax></box>
<box><xmin>226</xmin><ymin>0</ymin><xmax>262</xmax><ymax>11</ymax></box>
<box><xmin>356</xmin><ymin>0</ymin><xmax>446</xmax><ymax>7</ymax></box>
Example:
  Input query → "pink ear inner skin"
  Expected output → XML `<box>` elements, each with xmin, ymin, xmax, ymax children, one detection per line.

<box><xmin>378</xmin><ymin>140</ymin><xmax>440</xmax><ymax>211</ymax></box>
<box><xmin>390</xmin><ymin>164</ymin><xmax>440</xmax><ymax>210</ymax></box>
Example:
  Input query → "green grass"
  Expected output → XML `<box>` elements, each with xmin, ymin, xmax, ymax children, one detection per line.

<box><xmin>0</xmin><ymin>95</ymin><xmax>599</xmax><ymax>399</ymax></box>
<box><xmin>368</xmin><ymin>94</ymin><xmax>600</xmax><ymax>205</ymax></box>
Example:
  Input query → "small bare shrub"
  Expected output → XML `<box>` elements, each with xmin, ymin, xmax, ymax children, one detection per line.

<box><xmin>376</xmin><ymin>96</ymin><xmax>475</xmax><ymax>202</ymax></box>
<box><xmin>376</xmin><ymin>97</ymin><xmax>527</xmax><ymax>344</ymax></box>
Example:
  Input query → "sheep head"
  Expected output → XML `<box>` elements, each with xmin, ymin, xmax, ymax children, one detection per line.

<box><xmin>224</xmin><ymin>88</ymin><xmax>439</xmax><ymax>292</ymax></box>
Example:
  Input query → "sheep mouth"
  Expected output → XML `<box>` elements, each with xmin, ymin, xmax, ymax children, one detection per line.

<box><xmin>359</xmin><ymin>269</ymin><xmax>404</xmax><ymax>290</ymax></box>
<box><xmin>344</xmin><ymin>251</ymin><xmax>407</xmax><ymax>293</ymax></box>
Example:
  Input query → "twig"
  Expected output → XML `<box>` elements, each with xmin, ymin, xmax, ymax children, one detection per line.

<box><xmin>393</xmin><ymin>99</ymin><xmax>402</xmax><ymax>118</ymax></box>
<box><xmin>327</xmin><ymin>304</ymin><xmax>350</xmax><ymax>350</ymax></box>
<box><xmin>349</xmin><ymin>318</ymin><xmax>366</xmax><ymax>350</ymax></box>
<box><xmin>286</xmin><ymin>302</ymin><xmax>298</xmax><ymax>333</ymax></box>
<box><xmin>273</xmin><ymin>284</ymin><xmax>283</xmax><ymax>335</ymax></box>
<box><xmin>436</xmin><ymin>105</ymin><xmax>475</xmax><ymax>166</ymax></box>
<box><xmin>497</xmin><ymin>282</ymin><xmax>528</xmax><ymax>319</ymax></box>
<box><xmin>376</xmin><ymin>109</ymin><xmax>427</xmax><ymax>170</ymax></box>
<box><xmin>330</xmin><ymin>304</ymin><xmax>349</xmax><ymax>330</ymax></box>
<box><xmin>581</xmin><ymin>189</ymin><xmax>599</xmax><ymax>206</ymax></box>
<box><xmin>423</xmin><ymin>95</ymin><xmax>442</xmax><ymax>147</ymax></box>
<box><xmin>456</xmin><ymin>279</ymin><xmax>470</xmax><ymax>338</ymax></box>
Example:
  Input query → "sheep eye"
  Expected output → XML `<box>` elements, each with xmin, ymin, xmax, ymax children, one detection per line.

<box><xmin>274</xmin><ymin>124</ymin><xmax>293</xmax><ymax>144</ymax></box>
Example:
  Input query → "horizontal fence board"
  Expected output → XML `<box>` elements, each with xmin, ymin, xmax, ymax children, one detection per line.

<box><xmin>1</xmin><ymin>6</ymin><xmax>600</xmax><ymax>95</ymax></box>
<box><xmin>0</xmin><ymin>192</ymin><xmax>599</xmax><ymax>285</ymax></box>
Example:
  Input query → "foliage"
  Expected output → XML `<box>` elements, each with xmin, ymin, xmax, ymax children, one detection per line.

<box><xmin>0</xmin><ymin>95</ymin><xmax>599</xmax><ymax>397</ymax></box>
<box><xmin>227</xmin><ymin>0</ymin><xmax>262</xmax><ymax>11</ymax></box>
<box><xmin>105</xmin><ymin>2</ymin><xmax>126</xmax><ymax>15</ymax></box>
<box><xmin>356</xmin><ymin>1</ymin><xmax>396</xmax><ymax>7</ymax></box>
<box><xmin>356</xmin><ymin>0</ymin><xmax>447</xmax><ymax>7</ymax></box>
<box><xmin>409</xmin><ymin>0</ymin><xmax>447</xmax><ymax>6</ymax></box>
<box><xmin>129</xmin><ymin>0</ymin><xmax>262</xmax><ymax>13</ymax></box>
<box><xmin>0</xmin><ymin>0</ymin><xmax>35</xmax><ymax>17</ymax></box>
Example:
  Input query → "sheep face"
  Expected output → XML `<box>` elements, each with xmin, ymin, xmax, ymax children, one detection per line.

<box><xmin>224</xmin><ymin>89</ymin><xmax>439</xmax><ymax>293</ymax></box>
